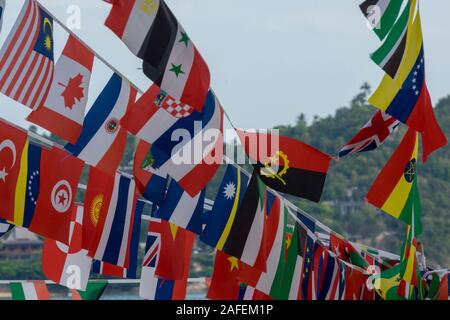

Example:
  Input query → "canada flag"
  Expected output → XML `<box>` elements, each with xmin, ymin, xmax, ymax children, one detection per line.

<box><xmin>27</xmin><ymin>35</ymin><xmax>94</xmax><ymax>144</ymax></box>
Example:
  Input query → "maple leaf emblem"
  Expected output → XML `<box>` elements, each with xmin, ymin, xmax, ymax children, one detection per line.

<box><xmin>58</xmin><ymin>73</ymin><xmax>85</xmax><ymax>109</ymax></box>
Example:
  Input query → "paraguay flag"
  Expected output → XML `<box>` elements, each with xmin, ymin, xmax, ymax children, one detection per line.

<box><xmin>65</xmin><ymin>73</ymin><xmax>137</xmax><ymax>174</ymax></box>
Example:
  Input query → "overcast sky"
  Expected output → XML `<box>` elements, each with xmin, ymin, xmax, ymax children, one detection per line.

<box><xmin>1</xmin><ymin>0</ymin><xmax>449</xmax><ymax>133</ymax></box>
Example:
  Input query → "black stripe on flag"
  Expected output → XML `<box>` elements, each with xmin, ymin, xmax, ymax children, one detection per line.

<box><xmin>383</xmin><ymin>31</ymin><xmax>407</xmax><ymax>79</ymax></box>
<box><xmin>222</xmin><ymin>174</ymin><xmax>260</xmax><ymax>259</ymax></box>
<box><xmin>140</xmin><ymin>2</ymin><xmax>178</xmax><ymax>86</ymax></box>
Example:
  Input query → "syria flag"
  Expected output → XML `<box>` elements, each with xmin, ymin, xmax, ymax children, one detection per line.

<box><xmin>104</xmin><ymin>0</ymin><xmax>210</xmax><ymax>111</ymax></box>
<box><xmin>42</xmin><ymin>205</ymin><xmax>92</xmax><ymax>291</ymax></box>
<box><xmin>0</xmin><ymin>119</ymin><xmax>28</xmax><ymax>221</ymax></box>
<box><xmin>27</xmin><ymin>35</ymin><xmax>94</xmax><ymax>144</ymax></box>
<box><xmin>28</xmin><ymin>147</ymin><xmax>84</xmax><ymax>244</ymax></box>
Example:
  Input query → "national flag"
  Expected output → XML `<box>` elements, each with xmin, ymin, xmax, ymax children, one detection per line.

<box><xmin>65</xmin><ymin>73</ymin><xmax>137</xmax><ymax>174</ymax></box>
<box><xmin>28</xmin><ymin>147</ymin><xmax>84</xmax><ymax>244</ymax></box>
<box><xmin>90</xmin><ymin>173</ymin><xmax>141</xmax><ymax>269</ymax></box>
<box><xmin>237</xmin><ymin>130</ymin><xmax>332</xmax><ymax>202</ymax></box>
<box><xmin>0</xmin><ymin>0</ymin><xmax>5</xmax><ymax>32</ymax></box>
<box><xmin>71</xmin><ymin>281</ymin><xmax>108</xmax><ymax>300</ymax></box>
<box><xmin>371</xmin><ymin>262</ymin><xmax>406</xmax><ymax>300</ymax></box>
<box><xmin>42</xmin><ymin>205</ymin><xmax>92</xmax><ymax>291</ymax></box>
<box><xmin>0</xmin><ymin>0</ymin><xmax>54</xmax><ymax>110</ymax></box>
<box><xmin>207</xmin><ymin>251</ymin><xmax>243</xmax><ymax>300</ymax></box>
<box><xmin>338</xmin><ymin>111</ymin><xmax>400</xmax><ymax>158</ymax></box>
<box><xmin>27</xmin><ymin>35</ymin><xmax>95</xmax><ymax>144</ymax></box>
<box><xmin>299</xmin><ymin>227</ymin><xmax>316</xmax><ymax>300</ymax></box>
<box><xmin>122</xmin><ymin>89</ymin><xmax>223</xmax><ymax>196</ymax></box>
<box><xmin>10</xmin><ymin>281</ymin><xmax>50</xmax><ymax>300</ymax></box>
<box><xmin>359</xmin><ymin>0</ymin><xmax>404</xmax><ymax>41</ymax></box>
<box><xmin>104</xmin><ymin>0</ymin><xmax>210</xmax><ymax>111</ymax></box>
<box><xmin>366</xmin><ymin>128</ymin><xmax>422</xmax><ymax>235</ymax></box>
<box><xmin>239</xmin><ymin>285</ymin><xmax>273</xmax><ymax>300</ymax></box>
<box><xmin>368</xmin><ymin>4</ymin><xmax>447</xmax><ymax>161</ymax></box>
<box><xmin>133</xmin><ymin>139</ymin><xmax>168</xmax><ymax>205</ymax></box>
<box><xmin>0</xmin><ymin>119</ymin><xmax>28</xmax><ymax>221</ymax></box>
<box><xmin>436</xmin><ymin>273</ymin><xmax>450</xmax><ymax>300</ymax></box>
<box><xmin>155</xmin><ymin>179</ymin><xmax>205</xmax><ymax>234</ymax></box>
<box><xmin>0</xmin><ymin>219</ymin><xmax>14</xmax><ymax>237</ymax></box>
<box><xmin>9</xmin><ymin>142</ymin><xmax>41</xmax><ymax>227</ymax></box>
<box><xmin>329</xmin><ymin>233</ymin><xmax>370</xmax><ymax>270</ymax></box>
<box><xmin>344</xmin><ymin>267</ymin><xmax>368</xmax><ymax>300</ymax></box>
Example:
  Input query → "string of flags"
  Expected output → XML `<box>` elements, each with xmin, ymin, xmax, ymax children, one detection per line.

<box><xmin>0</xmin><ymin>0</ymin><xmax>448</xmax><ymax>301</ymax></box>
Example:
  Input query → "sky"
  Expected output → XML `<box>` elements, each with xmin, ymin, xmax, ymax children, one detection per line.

<box><xmin>0</xmin><ymin>0</ymin><xmax>449</xmax><ymax>133</ymax></box>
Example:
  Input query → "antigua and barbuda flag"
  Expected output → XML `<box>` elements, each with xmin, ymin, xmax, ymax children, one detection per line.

<box><xmin>27</xmin><ymin>35</ymin><xmax>95</xmax><ymax>144</ymax></box>
<box><xmin>122</xmin><ymin>89</ymin><xmax>223</xmax><ymax>197</ymax></box>
<box><xmin>0</xmin><ymin>0</ymin><xmax>54</xmax><ymax>110</ymax></box>
<box><xmin>366</xmin><ymin>128</ymin><xmax>422</xmax><ymax>236</ymax></box>
<box><xmin>338</xmin><ymin>111</ymin><xmax>400</xmax><ymax>158</ymax></box>
<box><xmin>359</xmin><ymin>0</ymin><xmax>404</xmax><ymax>41</ymax></box>
<box><xmin>28</xmin><ymin>147</ymin><xmax>84</xmax><ymax>245</ymax></box>
<box><xmin>369</xmin><ymin>3</ymin><xmax>447</xmax><ymax>162</ymax></box>
<box><xmin>42</xmin><ymin>204</ymin><xmax>92</xmax><ymax>291</ymax></box>
<box><xmin>65</xmin><ymin>73</ymin><xmax>137</xmax><ymax>174</ymax></box>
<box><xmin>104</xmin><ymin>0</ymin><xmax>210</xmax><ymax>111</ymax></box>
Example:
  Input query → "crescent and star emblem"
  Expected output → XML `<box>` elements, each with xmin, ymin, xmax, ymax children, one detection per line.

<box><xmin>43</xmin><ymin>17</ymin><xmax>53</xmax><ymax>33</ymax></box>
<box><xmin>51</xmin><ymin>180</ymin><xmax>72</xmax><ymax>213</ymax></box>
<box><xmin>0</xmin><ymin>139</ymin><xmax>17</xmax><ymax>183</ymax></box>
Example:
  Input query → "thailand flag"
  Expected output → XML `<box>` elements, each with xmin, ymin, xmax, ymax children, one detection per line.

<box><xmin>90</xmin><ymin>173</ymin><xmax>141</xmax><ymax>269</ymax></box>
<box><xmin>65</xmin><ymin>73</ymin><xmax>137</xmax><ymax>174</ymax></box>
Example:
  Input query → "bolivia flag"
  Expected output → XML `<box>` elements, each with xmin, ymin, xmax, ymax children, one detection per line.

<box><xmin>366</xmin><ymin>128</ymin><xmax>422</xmax><ymax>235</ymax></box>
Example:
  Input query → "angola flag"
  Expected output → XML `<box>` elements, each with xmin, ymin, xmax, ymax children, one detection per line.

<box><xmin>366</xmin><ymin>128</ymin><xmax>422</xmax><ymax>235</ymax></box>
<box><xmin>237</xmin><ymin>130</ymin><xmax>332</xmax><ymax>202</ymax></box>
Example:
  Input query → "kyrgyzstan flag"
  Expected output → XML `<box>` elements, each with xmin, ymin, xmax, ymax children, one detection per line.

<box><xmin>0</xmin><ymin>119</ymin><xmax>28</xmax><ymax>221</ymax></box>
<box><xmin>237</xmin><ymin>130</ymin><xmax>332</xmax><ymax>203</ymax></box>
<box><xmin>29</xmin><ymin>147</ymin><xmax>84</xmax><ymax>244</ymax></box>
<box><xmin>42</xmin><ymin>204</ymin><xmax>92</xmax><ymax>291</ymax></box>
<box><xmin>27</xmin><ymin>35</ymin><xmax>94</xmax><ymax>144</ymax></box>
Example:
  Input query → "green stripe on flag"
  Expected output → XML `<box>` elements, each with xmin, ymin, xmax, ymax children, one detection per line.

<box><xmin>10</xmin><ymin>283</ymin><xmax>26</xmax><ymax>300</ymax></box>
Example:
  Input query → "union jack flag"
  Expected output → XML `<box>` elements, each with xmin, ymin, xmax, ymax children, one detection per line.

<box><xmin>338</xmin><ymin>111</ymin><xmax>400</xmax><ymax>158</ymax></box>
<box><xmin>0</xmin><ymin>0</ymin><xmax>54</xmax><ymax>110</ymax></box>
<box><xmin>142</xmin><ymin>219</ymin><xmax>161</xmax><ymax>268</ymax></box>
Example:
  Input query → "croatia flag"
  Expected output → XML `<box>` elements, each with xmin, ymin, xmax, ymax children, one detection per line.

<box><xmin>27</xmin><ymin>35</ymin><xmax>95</xmax><ymax>144</ymax></box>
<box><xmin>65</xmin><ymin>73</ymin><xmax>137</xmax><ymax>174</ymax></box>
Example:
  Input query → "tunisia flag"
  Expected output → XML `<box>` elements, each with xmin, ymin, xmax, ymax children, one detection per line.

<box><xmin>27</xmin><ymin>35</ymin><xmax>94</xmax><ymax>144</ymax></box>
<box><xmin>42</xmin><ymin>205</ymin><xmax>92</xmax><ymax>291</ymax></box>
<box><xmin>29</xmin><ymin>147</ymin><xmax>84</xmax><ymax>244</ymax></box>
<box><xmin>0</xmin><ymin>119</ymin><xmax>28</xmax><ymax>221</ymax></box>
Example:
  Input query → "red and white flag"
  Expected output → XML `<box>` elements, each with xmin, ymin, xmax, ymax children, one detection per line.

<box><xmin>0</xmin><ymin>0</ymin><xmax>55</xmax><ymax>110</ymax></box>
<box><xmin>28</xmin><ymin>147</ymin><xmax>84</xmax><ymax>244</ymax></box>
<box><xmin>42</xmin><ymin>205</ymin><xmax>92</xmax><ymax>291</ymax></box>
<box><xmin>27</xmin><ymin>35</ymin><xmax>94</xmax><ymax>144</ymax></box>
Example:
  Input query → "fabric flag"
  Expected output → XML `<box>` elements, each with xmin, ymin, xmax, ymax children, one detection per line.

<box><xmin>366</xmin><ymin>128</ymin><xmax>422</xmax><ymax>235</ymax></box>
<box><xmin>359</xmin><ymin>0</ymin><xmax>404</xmax><ymax>41</ymax></box>
<box><xmin>239</xmin><ymin>285</ymin><xmax>273</xmax><ymax>300</ymax></box>
<box><xmin>338</xmin><ymin>111</ymin><xmax>400</xmax><ymax>158</ymax></box>
<box><xmin>42</xmin><ymin>205</ymin><xmax>92</xmax><ymax>291</ymax></box>
<box><xmin>104</xmin><ymin>0</ymin><xmax>210</xmax><ymax>111</ymax></box>
<box><xmin>368</xmin><ymin>3</ymin><xmax>447</xmax><ymax>161</ymax></box>
<box><xmin>10</xmin><ymin>281</ymin><xmax>50</xmax><ymax>300</ymax></box>
<box><xmin>201</xmin><ymin>165</ymin><xmax>250</xmax><ymax>248</ymax></box>
<box><xmin>298</xmin><ymin>226</ymin><xmax>316</xmax><ymax>300</ymax></box>
<box><xmin>155</xmin><ymin>179</ymin><xmax>205</xmax><ymax>235</ymax></box>
<box><xmin>207</xmin><ymin>250</ymin><xmax>243</xmax><ymax>300</ymax></box>
<box><xmin>0</xmin><ymin>219</ymin><xmax>14</xmax><ymax>237</ymax></box>
<box><xmin>0</xmin><ymin>0</ymin><xmax>54</xmax><ymax>110</ymax></box>
<box><xmin>134</xmin><ymin>140</ymin><xmax>168</xmax><ymax>205</ymax></box>
<box><xmin>89</xmin><ymin>173</ymin><xmax>141</xmax><ymax>270</ymax></box>
<box><xmin>27</xmin><ymin>35</ymin><xmax>95</xmax><ymax>144</ymax></box>
<box><xmin>65</xmin><ymin>73</ymin><xmax>137</xmax><ymax>174</ymax></box>
<box><xmin>122</xmin><ymin>89</ymin><xmax>223</xmax><ymax>196</ymax></box>
<box><xmin>371</xmin><ymin>262</ymin><xmax>406</xmax><ymax>300</ymax></box>
<box><xmin>0</xmin><ymin>119</ymin><xmax>28</xmax><ymax>221</ymax></box>
<box><xmin>329</xmin><ymin>233</ymin><xmax>370</xmax><ymax>270</ymax></box>
<box><xmin>28</xmin><ymin>147</ymin><xmax>84</xmax><ymax>244</ymax></box>
<box><xmin>0</xmin><ymin>0</ymin><xmax>5</xmax><ymax>32</ymax></box>
<box><xmin>237</xmin><ymin>130</ymin><xmax>332</xmax><ymax>202</ymax></box>
<box><xmin>71</xmin><ymin>281</ymin><xmax>108</xmax><ymax>300</ymax></box>
<box><xmin>9</xmin><ymin>142</ymin><xmax>41</xmax><ymax>227</ymax></box>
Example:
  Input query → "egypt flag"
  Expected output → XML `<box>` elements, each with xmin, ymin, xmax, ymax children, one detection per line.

<box><xmin>366</xmin><ymin>128</ymin><xmax>422</xmax><ymax>236</ymax></box>
<box><xmin>0</xmin><ymin>119</ymin><xmax>28</xmax><ymax>221</ymax></box>
<box><xmin>65</xmin><ymin>73</ymin><xmax>137</xmax><ymax>174</ymax></box>
<box><xmin>28</xmin><ymin>147</ymin><xmax>83</xmax><ymax>244</ymax></box>
<box><xmin>104</xmin><ymin>0</ymin><xmax>210</xmax><ymax>111</ymax></box>
<box><xmin>338</xmin><ymin>111</ymin><xmax>400</xmax><ymax>158</ymax></box>
<box><xmin>89</xmin><ymin>173</ymin><xmax>141</xmax><ymax>269</ymax></box>
<box><xmin>359</xmin><ymin>0</ymin><xmax>404</xmax><ymax>41</ymax></box>
<box><xmin>369</xmin><ymin>5</ymin><xmax>447</xmax><ymax>162</ymax></box>
<box><xmin>42</xmin><ymin>205</ymin><xmax>92</xmax><ymax>291</ymax></box>
<box><xmin>27</xmin><ymin>35</ymin><xmax>94</xmax><ymax>144</ymax></box>
<box><xmin>0</xmin><ymin>0</ymin><xmax>54</xmax><ymax>110</ymax></box>
<box><xmin>122</xmin><ymin>89</ymin><xmax>223</xmax><ymax>197</ymax></box>
<box><xmin>237</xmin><ymin>130</ymin><xmax>332</xmax><ymax>202</ymax></box>
<box><xmin>10</xmin><ymin>281</ymin><xmax>50</xmax><ymax>300</ymax></box>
